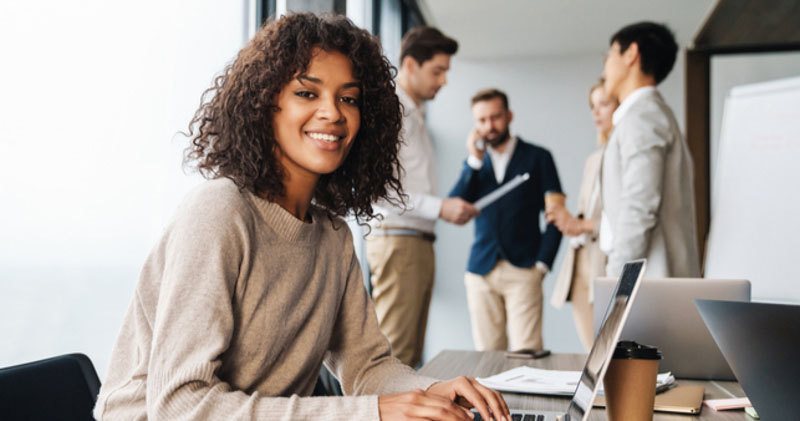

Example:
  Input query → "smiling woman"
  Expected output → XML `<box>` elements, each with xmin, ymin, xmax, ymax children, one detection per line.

<box><xmin>271</xmin><ymin>48</ymin><xmax>362</xmax><ymax>218</ymax></box>
<box><xmin>185</xmin><ymin>12</ymin><xmax>403</xmax><ymax>223</ymax></box>
<box><xmin>93</xmin><ymin>12</ymin><xmax>509</xmax><ymax>421</ymax></box>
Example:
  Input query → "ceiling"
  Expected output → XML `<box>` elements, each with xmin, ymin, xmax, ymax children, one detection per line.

<box><xmin>418</xmin><ymin>0</ymin><xmax>717</xmax><ymax>59</ymax></box>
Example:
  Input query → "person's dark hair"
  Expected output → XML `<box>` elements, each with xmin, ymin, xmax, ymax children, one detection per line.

<box><xmin>610</xmin><ymin>21</ymin><xmax>678</xmax><ymax>84</ymax></box>
<box><xmin>399</xmin><ymin>26</ymin><xmax>458</xmax><ymax>66</ymax></box>
<box><xmin>471</xmin><ymin>88</ymin><xmax>509</xmax><ymax>110</ymax></box>
<box><xmin>184</xmin><ymin>13</ymin><xmax>403</xmax><ymax>222</ymax></box>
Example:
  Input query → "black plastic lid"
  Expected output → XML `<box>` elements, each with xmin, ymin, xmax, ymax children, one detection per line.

<box><xmin>612</xmin><ymin>340</ymin><xmax>662</xmax><ymax>360</ymax></box>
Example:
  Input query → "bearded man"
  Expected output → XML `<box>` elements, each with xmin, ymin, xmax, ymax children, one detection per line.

<box><xmin>449</xmin><ymin>88</ymin><xmax>563</xmax><ymax>352</ymax></box>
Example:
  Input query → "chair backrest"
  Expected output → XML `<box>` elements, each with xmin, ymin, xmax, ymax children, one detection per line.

<box><xmin>0</xmin><ymin>353</ymin><xmax>101</xmax><ymax>421</ymax></box>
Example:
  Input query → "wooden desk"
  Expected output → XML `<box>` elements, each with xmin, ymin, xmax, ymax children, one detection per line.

<box><xmin>419</xmin><ymin>351</ymin><xmax>750</xmax><ymax>421</ymax></box>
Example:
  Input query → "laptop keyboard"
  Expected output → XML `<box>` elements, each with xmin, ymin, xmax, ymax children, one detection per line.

<box><xmin>473</xmin><ymin>413</ymin><xmax>545</xmax><ymax>421</ymax></box>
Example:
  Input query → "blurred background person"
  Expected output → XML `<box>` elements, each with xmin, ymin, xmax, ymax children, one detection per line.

<box><xmin>599</xmin><ymin>22</ymin><xmax>700</xmax><ymax>278</ymax></box>
<box><xmin>548</xmin><ymin>79</ymin><xmax>618</xmax><ymax>351</ymax></box>
<box><xmin>367</xmin><ymin>26</ymin><xmax>478</xmax><ymax>369</ymax></box>
<box><xmin>450</xmin><ymin>88</ymin><xmax>563</xmax><ymax>353</ymax></box>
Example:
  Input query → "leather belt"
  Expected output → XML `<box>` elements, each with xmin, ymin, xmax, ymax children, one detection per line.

<box><xmin>371</xmin><ymin>228</ymin><xmax>436</xmax><ymax>242</ymax></box>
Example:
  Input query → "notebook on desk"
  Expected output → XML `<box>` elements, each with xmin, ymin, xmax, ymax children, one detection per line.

<box><xmin>593</xmin><ymin>385</ymin><xmax>705</xmax><ymax>414</ymax></box>
<box><xmin>474</xmin><ymin>259</ymin><xmax>647</xmax><ymax>421</ymax></box>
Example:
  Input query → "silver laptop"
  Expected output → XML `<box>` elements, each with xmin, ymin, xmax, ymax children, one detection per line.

<box><xmin>477</xmin><ymin>259</ymin><xmax>646</xmax><ymax>421</ymax></box>
<box><xmin>593</xmin><ymin>277</ymin><xmax>750</xmax><ymax>380</ymax></box>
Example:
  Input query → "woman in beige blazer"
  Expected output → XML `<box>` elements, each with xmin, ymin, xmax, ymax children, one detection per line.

<box><xmin>547</xmin><ymin>80</ymin><xmax>618</xmax><ymax>351</ymax></box>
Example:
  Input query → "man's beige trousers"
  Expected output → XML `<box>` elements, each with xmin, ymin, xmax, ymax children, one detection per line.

<box><xmin>464</xmin><ymin>260</ymin><xmax>544</xmax><ymax>351</ymax></box>
<box><xmin>366</xmin><ymin>235</ymin><xmax>434</xmax><ymax>368</ymax></box>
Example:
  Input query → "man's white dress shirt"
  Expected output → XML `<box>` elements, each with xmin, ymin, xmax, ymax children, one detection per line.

<box><xmin>466</xmin><ymin>135</ymin><xmax>518</xmax><ymax>183</ymax></box>
<box><xmin>370</xmin><ymin>86</ymin><xmax>442</xmax><ymax>234</ymax></box>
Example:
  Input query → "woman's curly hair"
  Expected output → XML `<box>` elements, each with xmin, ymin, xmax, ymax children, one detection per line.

<box><xmin>185</xmin><ymin>13</ymin><xmax>403</xmax><ymax>222</ymax></box>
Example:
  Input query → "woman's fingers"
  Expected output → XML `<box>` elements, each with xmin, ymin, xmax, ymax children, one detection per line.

<box><xmin>469</xmin><ymin>379</ymin><xmax>510</xmax><ymax>419</ymax></box>
<box><xmin>427</xmin><ymin>377</ymin><xmax>510</xmax><ymax>421</ymax></box>
<box><xmin>455</xmin><ymin>377</ymin><xmax>509</xmax><ymax>421</ymax></box>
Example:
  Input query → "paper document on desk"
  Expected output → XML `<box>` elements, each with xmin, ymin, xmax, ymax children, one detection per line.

<box><xmin>477</xmin><ymin>366</ymin><xmax>674</xmax><ymax>396</ymax></box>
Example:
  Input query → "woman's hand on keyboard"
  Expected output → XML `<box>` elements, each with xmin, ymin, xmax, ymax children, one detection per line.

<box><xmin>378</xmin><ymin>389</ymin><xmax>474</xmax><ymax>420</ymax></box>
<box><xmin>427</xmin><ymin>376</ymin><xmax>510</xmax><ymax>421</ymax></box>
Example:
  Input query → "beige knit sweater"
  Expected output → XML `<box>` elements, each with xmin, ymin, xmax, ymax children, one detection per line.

<box><xmin>94</xmin><ymin>178</ymin><xmax>438</xmax><ymax>420</ymax></box>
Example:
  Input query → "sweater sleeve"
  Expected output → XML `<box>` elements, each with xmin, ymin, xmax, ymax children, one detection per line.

<box><xmin>325</xmin><ymin>246</ymin><xmax>439</xmax><ymax>396</ymax></box>
<box><xmin>142</xmin><ymin>193</ymin><xmax>387</xmax><ymax>421</ymax></box>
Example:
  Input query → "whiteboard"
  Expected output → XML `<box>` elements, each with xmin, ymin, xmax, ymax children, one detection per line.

<box><xmin>705</xmin><ymin>76</ymin><xmax>800</xmax><ymax>303</ymax></box>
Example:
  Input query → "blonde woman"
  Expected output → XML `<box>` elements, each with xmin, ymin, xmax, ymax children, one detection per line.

<box><xmin>548</xmin><ymin>80</ymin><xmax>618</xmax><ymax>351</ymax></box>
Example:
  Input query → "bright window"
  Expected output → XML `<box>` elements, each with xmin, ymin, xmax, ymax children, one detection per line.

<box><xmin>0</xmin><ymin>0</ymin><xmax>247</xmax><ymax>376</ymax></box>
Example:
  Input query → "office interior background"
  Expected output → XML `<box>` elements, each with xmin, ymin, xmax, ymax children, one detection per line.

<box><xmin>2</xmin><ymin>0</ymin><xmax>800</xmax><ymax>378</ymax></box>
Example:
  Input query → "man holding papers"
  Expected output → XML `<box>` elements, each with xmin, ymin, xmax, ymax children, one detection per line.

<box><xmin>449</xmin><ymin>88</ymin><xmax>563</xmax><ymax>352</ymax></box>
<box><xmin>367</xmin><ymin>27</ymin><xmax>478</xmax><ymax>369</ymax></box>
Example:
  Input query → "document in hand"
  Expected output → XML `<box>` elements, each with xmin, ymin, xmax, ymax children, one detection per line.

<box><xmin>477</xmin><ymin>366</ymin><xmax>674</xmax><ymax>396</ymax></box>
<box><xmin>473</xmin><ymin>172</ymin><xmax>530</xmax><ymax>210</ymax></box>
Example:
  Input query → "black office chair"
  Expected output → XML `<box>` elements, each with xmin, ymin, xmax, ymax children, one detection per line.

<box><xmin>0</xmin><ymin>353</ymin><xmax>101</xmax><ymax>421</ymax></box>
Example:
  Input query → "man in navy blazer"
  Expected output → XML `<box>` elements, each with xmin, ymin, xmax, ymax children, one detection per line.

<box><xmin>449</xmin><ymin>88</ymin><xmax>563</xmax><ymax>352</ymax></box>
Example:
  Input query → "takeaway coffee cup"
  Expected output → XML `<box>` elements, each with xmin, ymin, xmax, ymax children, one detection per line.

<box><xmin>603</xmin><ymin>341</ymin><xmax>662</xmax><ymax>421</ymax></box>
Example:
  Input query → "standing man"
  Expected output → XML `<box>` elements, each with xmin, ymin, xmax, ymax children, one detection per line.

<box><xmin>367</xmin><ymin>26</ymin><xmax>478</xmax><ymax>368</ymax></box>
<box><xmin>449</xmin><ymin>89</ymin><xmax>563</xmax><ymax>352</ymax></box>
<box><xmin>600</xmin><ymin>22</ymin><xmax>700</xmax><ymax>277</ymax></box>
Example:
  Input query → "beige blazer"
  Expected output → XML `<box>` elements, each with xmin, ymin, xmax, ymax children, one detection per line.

<box><xmin>551</xmin><ymin>149</ymin><xmax>607</xmax><ymax>309</ymax></box>
<box><xmin>601</xmin><ymin>89</ymin><xmax>701</xmax><ymax>278</ymax></box>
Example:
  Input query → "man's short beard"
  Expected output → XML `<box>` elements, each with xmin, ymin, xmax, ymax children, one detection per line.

<box><xmin>486</xmin><ymin>129</ymin><xmax>510</xmax><ymax>147</ymax></box>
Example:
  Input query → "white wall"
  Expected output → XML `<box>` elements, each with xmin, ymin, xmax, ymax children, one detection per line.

<box><xmin>0</xmin><ymin>0</ymin><xmax>246</xmax><ymax>377</ymax></box>
<box><xmin>422</xmin><ymin>52</ymin><xmax>686</xmax><ymax>360</ymax></box>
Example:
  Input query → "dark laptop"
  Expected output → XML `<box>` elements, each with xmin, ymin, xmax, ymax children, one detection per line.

<box><xmin>696</xmin><ymin>299</ymin><xmax>800</xmax><ymax>421</ymax></box>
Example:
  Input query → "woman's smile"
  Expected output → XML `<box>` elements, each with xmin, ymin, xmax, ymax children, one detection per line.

<box><xmin>272</xmin><ymin>48</ymin><xmax>361</xmax><ymax>179</ymax></box>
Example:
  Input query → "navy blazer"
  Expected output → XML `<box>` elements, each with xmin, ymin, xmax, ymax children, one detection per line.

<box><xmin>449</xmin><ymin>138</ymin><xmax>563</xmax><ymax>275</ymax></box>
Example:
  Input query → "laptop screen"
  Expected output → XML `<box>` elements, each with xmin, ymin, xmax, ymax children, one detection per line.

<box><xmin>565</xmin><ymin>259</ymin><xmax>646</xmax><ymax>421</ymax></box>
